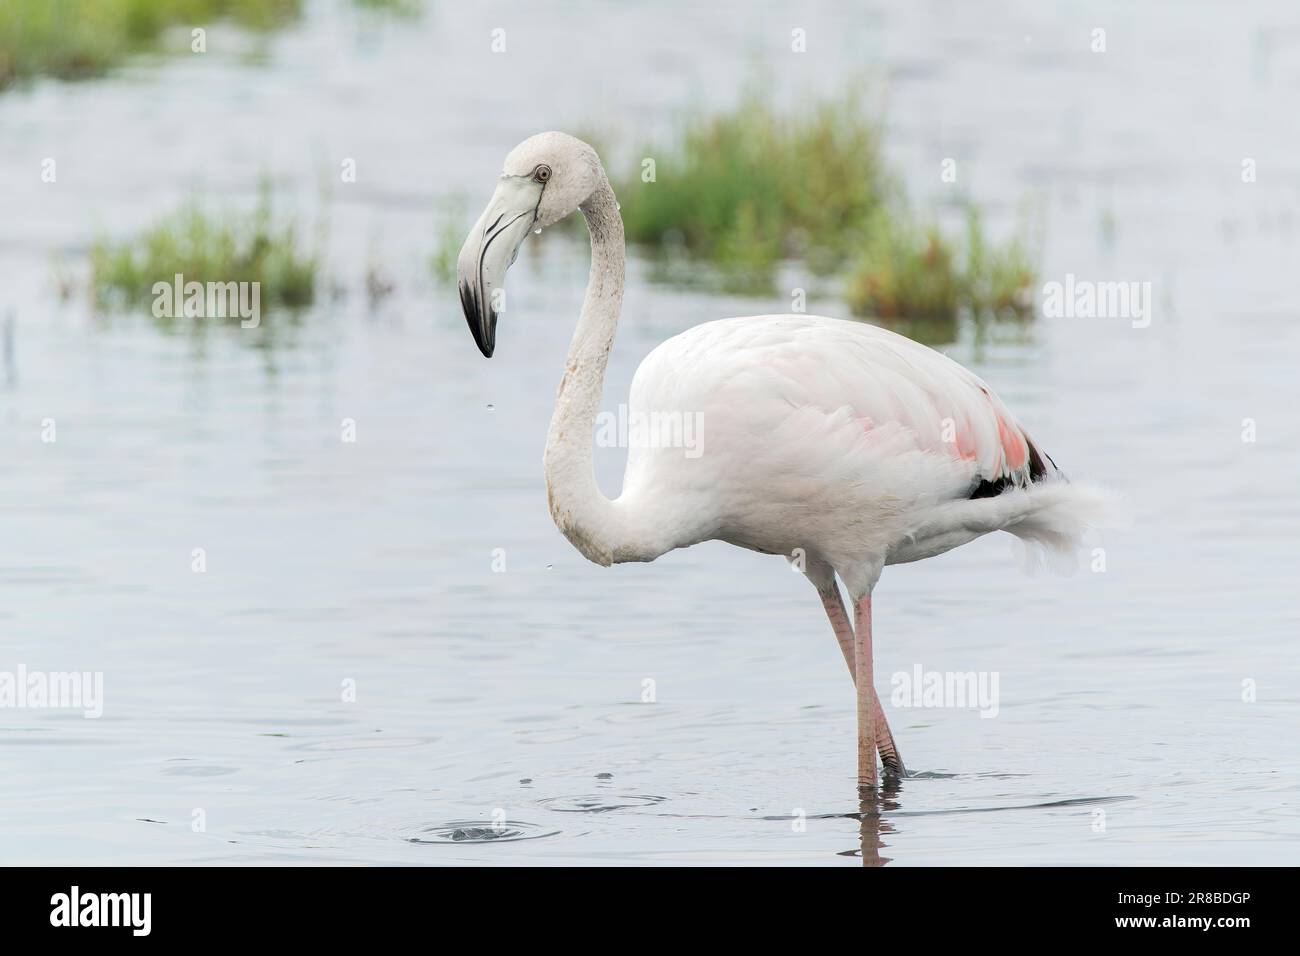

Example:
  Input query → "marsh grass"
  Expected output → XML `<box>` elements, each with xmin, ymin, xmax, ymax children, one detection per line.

<box><xmin>0</xmin><ymin>0</ymin><xmax>302</xmax><ymax>88</ymax></box>
<box><xmin>844</xmin><ymin>206</ymin><xmax>1036</xmax><ymax>323</ymax></box>
<box><xmin>611</xmin><ymin>92</ymin><xmax>1038</xmax><ymax>319</ymax></box>
<box><xmin>959</xmin><ymin>207</ymin><xmax>1037</xmax><ymax>319</ymax></box>
<box><xmin>615</xmin><ymin>92</ymin><xmax>892</xmax><ymax>294</ymax></box>
<box><xmin>843</xmin><ymin>208</ymin><xmax>961</xmax><ymax>322</ymax></box>
<box><xmin>429</xmin><ymin>195</ymin><xmax>470</xmax><ymax>287</ymax></box>
<box><xmin>91</xmin><ymin>190</ymin><xmax>319</xmax><ymax>321</ymax></box>
<box><xmin>351</xmin><ymin>0</ymin><xmax>424</xmax><ymax>15</ymax></box>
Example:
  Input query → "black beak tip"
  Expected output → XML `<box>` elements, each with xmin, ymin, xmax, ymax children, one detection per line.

<box><xmin>459</xmin><ymin>278</ymin><xmax>497</xmax><ymax>358</ymax></box>
<box><xmin>475</xmin><ymin>312</ymin><xmax>497</xmax><ymax>358</ymax></box>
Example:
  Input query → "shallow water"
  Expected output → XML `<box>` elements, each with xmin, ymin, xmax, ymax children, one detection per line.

<box><xmin>1</xmin><ymin>0</ymin><xmax>1299</xmax><ymax>865</ymax></box>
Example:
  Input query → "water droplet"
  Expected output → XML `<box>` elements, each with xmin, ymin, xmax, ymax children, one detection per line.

<box><xmin>545</xmin><ymin>564</ymin><xmax>553</xmax><ymax>570</ymax></box>
<box><xmin>486</xmin><ymin>403</ymin><xmax>495</xmax><ymax>410</ymax></box>
<box><xmin>533</xmin><ymin>228</ymin><xmax>542</xmax><ymax>235</ymax></box>
<box><xmin>595</xmin><ymin>772</ymin><xmax>613</xmax><ymax>780</ymax></box>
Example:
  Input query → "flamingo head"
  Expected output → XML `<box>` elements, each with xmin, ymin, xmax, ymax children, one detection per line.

<box><xmin>457</xmin><ymin>132</ymin><xmax>603</xmax><ymax>357</ymax></box>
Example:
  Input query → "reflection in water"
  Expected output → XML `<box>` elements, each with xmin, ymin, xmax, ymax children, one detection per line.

<box><xmin>876</xmin><ymin>313</ymin><xmax>960</xmax><ymax>348</ymax></box>
<box><xmin>852</xmin><ymin>777</ymin><xmax>904</xmax><ymax>867</ymax></box>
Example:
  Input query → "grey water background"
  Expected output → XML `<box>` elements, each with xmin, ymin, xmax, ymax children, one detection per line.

<box><xmin>2</xmin><ymin>0</ymin><xmax>1298</xmax><ymax>864</ymax></box>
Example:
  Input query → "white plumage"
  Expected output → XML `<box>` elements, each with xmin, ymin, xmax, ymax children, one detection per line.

<box><xmin>458</xmin><ymin>132</ymin><xmax>1107</xmax><ymax>789</ymax></box>
<box><xmin>621</xmin><ymin>313</ymin><xmax>1091</xmax><ymax>566</ymax></box>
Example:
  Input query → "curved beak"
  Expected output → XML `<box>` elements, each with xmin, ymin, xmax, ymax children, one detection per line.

<box><xmin>456</xmin><ymin>175</ymin><xmax>544</xmax><ymax>357</ymax></box>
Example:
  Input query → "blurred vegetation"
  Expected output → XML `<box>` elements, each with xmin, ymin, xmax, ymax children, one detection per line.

<box><xmin>352</xmin><ymin>0</ymin><xmax>424</xmax><ymax>15</ymax></box>
<box><xmin>844</xmin><ymin>209</ymin><xmax>961</xmax><ymax>322</ymax></box>
<box><xmin>430</xmin><ymin>195</ymin><xmax>469</xmax><ymax>287</ymax></box>
<box><xmin>615</xmin><ymin>92</ymin><xmax>890</xmax><ymax>292</ymax></box>
<box><xmin>613</xmin><ymin>91</ymin><xmax>1038</xmax><ymax>321</ymax></box>
<box><xmin>0</xmin><ymin>0</ymin><xmax>415</xmax><ymax>88</ymax></box>
<box><xmin>91</xmin><ymin>189</ymin><xmax>318</xmax><ymax>319</ymax></box>
<box><xmin>958</xmin><ymin>208</ymin><xmax>1037</xmax><ymax>318</ymax></box>
<box><xmin>845</xmin><ymin>207</ymin><xmax>1036</xmax><ymax>322</ymax></box>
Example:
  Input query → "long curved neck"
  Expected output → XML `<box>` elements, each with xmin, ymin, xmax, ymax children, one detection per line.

<box><xmin>543</xmin><ymin>175</ymin><xmax>643</xmax><ymax>566</ymax></box>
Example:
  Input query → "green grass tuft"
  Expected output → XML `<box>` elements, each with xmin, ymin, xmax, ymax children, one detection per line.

<box><xmin>0</xmin><ymin>0</ymin><xmax>302</xmax><ymax>88</ymax></box>
<box><xmin>843</xmin><ymin>208</ymin><xmax>962</xmax><ymax>322</ymax></box>
<box><xmin>351</xmin><ymin>0</ymin><xmax>424</xmax><ymax>15</ymax></box>
<box><xmin>429</xmin><ymin>195</ymin><xmax>469</xmax><ymax>287</ymax></box>
<box><xmin>615</xmin><ymin>91</ymin><xmax>892</xmax><ymax>293</ymax></box>
<box><xmin>844</xmin><ymin>206</ymin><xmax>1037</xmax><ymax>323</ymax></box>
<box><xmin>610</xmin><ymin>91</ymin><xmax>1038</xmax><ymax>320</ymax></box>
<box><xmin>91</xmin><ymin>189</ymin><xmax>318</xmax><ymax>320</ymax></box>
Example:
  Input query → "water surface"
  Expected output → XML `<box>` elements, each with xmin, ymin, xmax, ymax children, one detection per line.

<box><xmin>1</xmin><ymin>0</ymin><xmax>1298</xmax><ymax>865</ymax></box>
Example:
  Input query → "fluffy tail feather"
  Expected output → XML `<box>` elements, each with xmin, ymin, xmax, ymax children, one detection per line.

<box><xmin>895</xmin><ymin>479</ymin><xmax>1122</xmax><ymax>572</ymax></box>
<box><xmin>1001</xmin><ymin>480</ymin><xmax>1120</xmax><ymax>572</ymax></box>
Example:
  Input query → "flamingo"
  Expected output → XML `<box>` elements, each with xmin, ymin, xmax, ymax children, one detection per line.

<box><xmin>457</xmin><ymin>132</ymin><xmax>1108</xmax><ymax>790</ymax></box>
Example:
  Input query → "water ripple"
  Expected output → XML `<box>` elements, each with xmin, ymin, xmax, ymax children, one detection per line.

<box><xmin>408</xmin><ymin>820</ymin><xmax>560</xmax><ymax>844</ymax></box>
<box><xmin>538</xmin><ymin>794</ymin><xmax>668</xmax><ymax>813</ymax></box>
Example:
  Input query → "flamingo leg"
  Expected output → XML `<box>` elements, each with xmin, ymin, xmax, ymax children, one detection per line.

<box><xmin>817</xmin><ymin>584</ymin><xmax>857</xmax><ymax>677</ymax></box>
<box><xmin>873</xmin><ymin>694</ymin><xmax>905</xmax><ymax>777</ymax></box>
<box><xmin>854</xmin><ymin>593</ymin><xmax>882</xmax><ymax>790</ymax></box>
<box><xmin>817</xmin><ymin>586</ymin><xmax>905</xmax><ymax>776</ymax></box>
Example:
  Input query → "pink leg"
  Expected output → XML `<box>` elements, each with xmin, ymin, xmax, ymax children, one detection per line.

<box><xmin>818</xmin><ymin>587</ymin><xmax>905</xmax><ymax>776</ymax></box>
<box><xmin>854</xmin><ymin>593</ymin><xmax>878</xmax><ymax>789</ymax></box>
<box><xmin>818</xmin><ymin>586</ymin><xmax>856</xmax><ymax>677</ymax></box>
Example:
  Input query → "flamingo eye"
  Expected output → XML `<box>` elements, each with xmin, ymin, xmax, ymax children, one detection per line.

<box><xmin>533</xmin><ymin>164</ymin><xmax>552</xmax><ymax>184</ymax></box>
